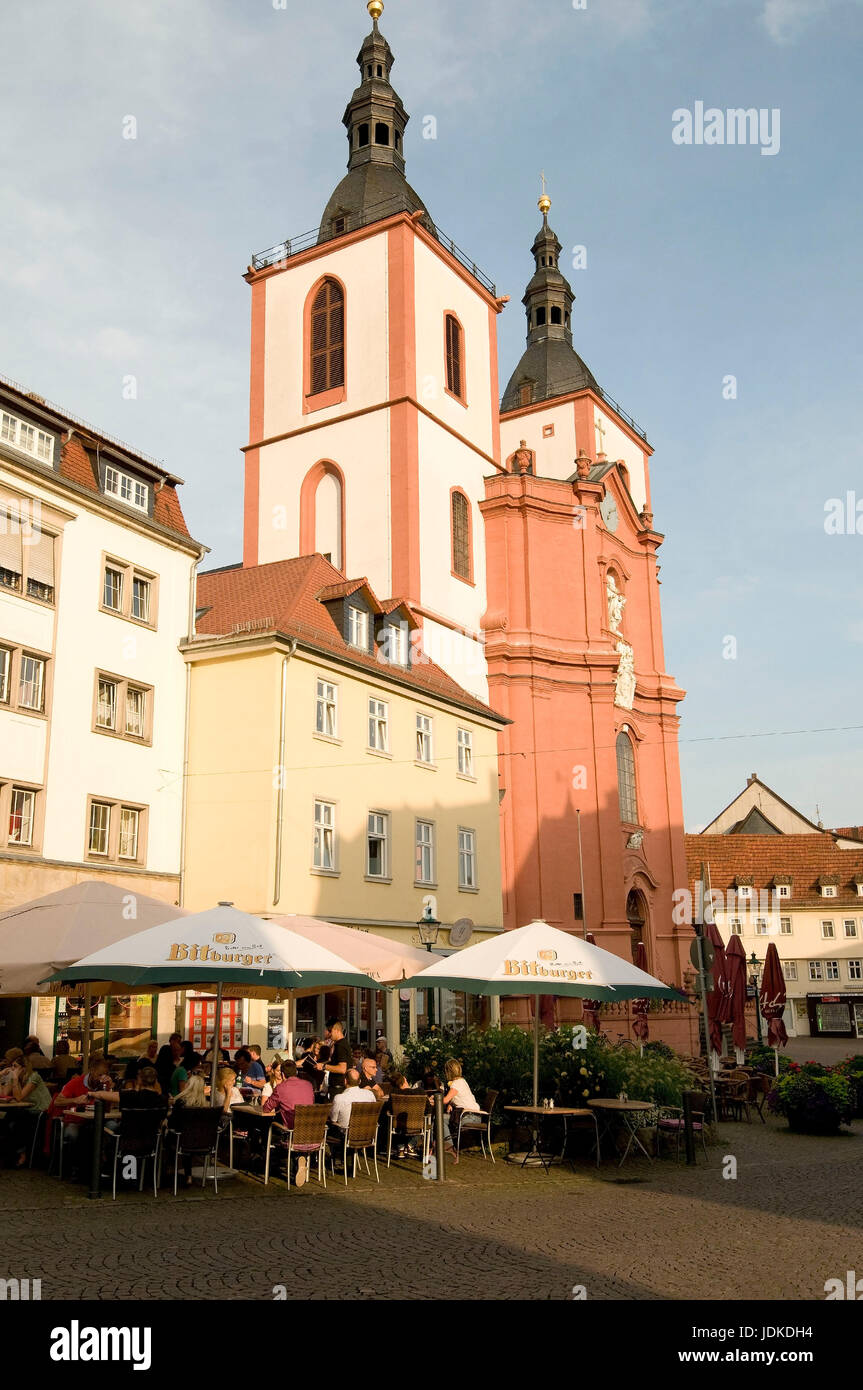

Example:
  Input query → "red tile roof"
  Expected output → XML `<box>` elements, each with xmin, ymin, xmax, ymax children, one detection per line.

<box><xmin>56</xmin><ymin>438</ymin><xmax>192</xmax><ymax>540</ymax></box>
<box><xmin>194</xmin><ymin>554</ymin><xmax>504</xmax><ymax>720</ymax></box>
<box><xmin>685</xmin><ymin>834</ymin><xmax>863</xmax><ymax>909</ymax></box>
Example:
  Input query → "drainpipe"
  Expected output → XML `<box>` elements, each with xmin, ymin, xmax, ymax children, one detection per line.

<box><xmin>177</xmin><ymin>548</ymin><xmax>208</xmax><ymax>1036</ymax></box>
<box><xmin>273</xmin><ymin>640</ymin><xmax>298</xmax><ymax>907</ymax></box>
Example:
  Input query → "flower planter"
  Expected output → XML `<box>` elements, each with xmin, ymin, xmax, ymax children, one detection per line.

<box><xmin>785</xmin><ymin>1108</ymin><xmax>843</xmax><ymax>1135</ymax></box>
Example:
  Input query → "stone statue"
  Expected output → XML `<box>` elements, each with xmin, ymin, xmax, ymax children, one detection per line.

<box><xmin>606</xmin><ymin>573</ymin><xmax>626</xmax><ymax>633</ymax></box>
<box><xmin>510</xmin><ymin>440</ymin><xmax>533</xmax><ymax>475</ymax></box>
<box><xmin>575</xmin><ymin>451</ymin><xmax>591</xmax><ymax>480</ymax></box>
<box><xmin>615</xmin><ymin>640</ymin><xmax>636</xmax><ymax>710</ymax></box>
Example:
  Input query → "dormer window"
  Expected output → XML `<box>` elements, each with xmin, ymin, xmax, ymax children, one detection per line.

<box><xmin>347</xmin><ymin>604</ymin><xmax>369</xmax><ymax>651</ymax></box>
<box><xmin>379</xmin><ymin>620</ymin><xmax>408</xmax><ymax>667</ymax></box>
<box><xmin>737</xmin><ymin>885</ymin><xmax>752</xmax><ymax>900</ymax></box>
<box><xmin>776</xmin><ymin>883</ymin><xmax>791</xmax><ymax>899</ymax></box>
<box><xmin>104</xmin><ymin>464</ymin><xmax>149</xmax><ymax>513</ymax></box>
<box><xmin>0</xmin><ymin>410</ymin><xmax>55</xmax><ymax>465</ymax></box>
<box><xmin>821</xmin><ymin>885</ymin><xmax>837</xmax><ymax>898</ymax></box>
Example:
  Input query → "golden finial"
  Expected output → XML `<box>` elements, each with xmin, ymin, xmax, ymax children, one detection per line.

<box><xmin>368</xmin><ymin>0</ymin><xmax>384</xmax><ymax>21</ymax></box>
<box><xmin>538</xmin><ymin>170</ymin><xmax>551</xmax><ymax>216</ymax></box>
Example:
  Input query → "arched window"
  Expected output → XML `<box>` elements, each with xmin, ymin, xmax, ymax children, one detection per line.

<box><xmin>535</xmin><ymin>307</ymin><xmax>547</xmax><ymax>327</ymax></box>
<box><xmin>375</xmin><ymin>122</ymin><xmax>390</xmax><ymax>145</ymax></box>
<box><xmin>616</xmin><ymin>730</ymin><xmax>638</xmax><ymax>824</ymax></box>
<box><xmin>310</xmin><ymin>279</ymin><xmax>345</xmax><ymax>397</ymax></box>
<box><xmin>451</xmin><ymin>490</ymin><xmax>472</xmax><ymax>581</ymax></box>
<box><xmin>357</xmin><ymin>123</ymin><xmax>370</xmax><ymax>147</ymax></box>
<box><xmin>300</xmin><ymin>461</ymin><xmax>346</xmax><ymax>572</ymax></box>
<box><xmin>551</xmin><ymin>306</ymin><xmax>562</xmax><ymax>325</ymax></box>
<box><xmin>445</xmin><ymin>314</ymin><xmax>464</xmax><ymax>399</ymax></box>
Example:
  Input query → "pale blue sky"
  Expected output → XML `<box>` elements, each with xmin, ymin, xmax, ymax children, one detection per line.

<box><xmin>1</xmin><ymin>0</ymin><xmax>861</xmax><ymax>829</ymax></box>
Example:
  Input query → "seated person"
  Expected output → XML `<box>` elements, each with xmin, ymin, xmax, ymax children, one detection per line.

<box><xmin>202</xmin><ymin>1034</ymin><xmax>231</xmax><ymax>1066</ymax></box>
<box><xmin>0</xmin><ymin>1048</ymin><xmax>24</xmax><ymax>1096</ymax></box>
<box><xmin>387</xmin><ymin>1072</ymin><xmax>410</xmax><ymax>1093</ymax></box>
<box><xmin>328</xmin><ymin>1069</ymin><xmax>376</xmax><ymax>1135</ymax></box>
<box><xmin>119</xmin><ymin>1066</ymin><xmax>165</xmax><ymax>1110</ymax></box>
<box><xmin>166</xmin><ymin>1074</ymin><xmax>210</xmax><ymax>1187</ymax></box>
<box><xmin>22</xmin><ymin>1037</ymin><xmax>53</xmax><ymax>1072</ymax></box>
<box><xmin>123</xmin><ymin>1039</ymin><xmax>159</xmax><ymax>1085</ymax></box>
<box><xmin>263</xmin><ymin>1060</ymin><xmax>314</xmax><ymax>1129</ymax></box>
<box><xmin>50</xmin><ymin>1040</ymin><xmax>78</xmax><ymax>1083</ymax></box>
<box><xmin>440</xmin><ymin>1058</ymin><xmax>481</xmax><ymax>1159</ymax></box>
<box><xmin>169</xmin><ymin>1042</ymin><xmax>200</xmax><ymax>1097</ymax></box>
<box><xmin>0</xmin><ymin>1057</ymin><xmax>52</xmax><ymax>1167</ymax></box>
<box><xmin>213</xmin><ymin>1066</ymin><xmax>243</xmax><ymax>1112</ymax></box>
<box><xmin>374</xmin><ymin>1035</ymin><xmax>394</xmax><ymax>1072</ymax></box>
<box><xmin>243</xmin><ymin>1045</ymin><xmax>267</xmax><ymax>1093</ymax></box>
<box><xmin>421</xmin><ymin>1070</ymin><xmax>443</xmax><ymax>1093</ymax></box>
<box><xmin>357</xmin><ymin>1054</ymin><xmax>385</xmax><ymax>1101</ymax></box>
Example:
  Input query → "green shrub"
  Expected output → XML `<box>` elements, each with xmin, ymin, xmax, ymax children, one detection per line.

<box><xmin>768</xmin><ymin>1072</ymin><xmax>854</xmax><ymax>1133</ymax></box>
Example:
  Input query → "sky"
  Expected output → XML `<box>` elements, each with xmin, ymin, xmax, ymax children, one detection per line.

<box><xmin>1</xmin><ymin>0</ymin><xmax>861</xmax><ymax>831</ymax></box>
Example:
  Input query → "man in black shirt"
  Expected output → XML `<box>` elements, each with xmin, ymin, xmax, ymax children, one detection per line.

<box><xmin>318</xmin><ymin>1020</ymin><xmax>351</xmax><ymax>1097</ymax></box>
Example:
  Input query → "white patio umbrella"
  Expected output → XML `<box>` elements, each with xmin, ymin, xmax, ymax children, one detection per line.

<box><xmin>45</xmin><ymin>905</ymin><xmax>381</xmax><ymax>1105</ymax></box>
<box><xmin>264</xmin><ymin>913</ymin><xmax>443</xmax><ymax>984</ymax></box>
<box><xmin>401</xmin><ymin>919</ymin><xmax>685</xmax><ymax>1107</ymax></box>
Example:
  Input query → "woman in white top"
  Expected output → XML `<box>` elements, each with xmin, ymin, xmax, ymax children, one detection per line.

<box><xmin>441</xmin><ymin>1058</ymin><xmax>480</xmax><ymax>1162</ymax></box>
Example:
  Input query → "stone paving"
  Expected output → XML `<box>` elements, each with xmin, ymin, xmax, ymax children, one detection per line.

<box><xmin>4</xmin><ymin>1116</ymin><xmax>861</xmax><ymax>1302</ymax></box>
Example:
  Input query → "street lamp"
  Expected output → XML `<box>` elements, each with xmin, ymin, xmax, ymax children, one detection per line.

<box><xmin>416</xmin><ymin>906</ymin><xmax>441</xmax><ymax>1031</ymax></box>
<box><xmin>748</xmin><ymin>952</ymin><xmax>763</xmax><ymax>1044</ymax></box>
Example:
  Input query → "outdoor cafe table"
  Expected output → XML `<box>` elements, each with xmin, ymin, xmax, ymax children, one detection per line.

<box><xmin>504</xmin><ymin>1104</ymin><xmax>602</xmax><ymax>1173</ymax></box>
<box><xmin>229</xmin><ymin>1104</ymin><xmax>278</xmax><ymax>1182</ymax></box>
<box><xmin>587</xmin><ymin>1098</ymin><xmax>656</xmax><ymax>1166</ymax></box>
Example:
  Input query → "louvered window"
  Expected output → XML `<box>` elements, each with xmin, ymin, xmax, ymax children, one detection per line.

<box><xmin>310</xmin><ymin>279</ymin><xmax>345</xmax><ymax>396</ymax></box>
<box><xmin>451</xmin><ymin>491</ymin><xmax>470</xmax><ymax>579</ymax></box>
<box><xmin>445</xmin><ymin>314</ymin><xmax>463</xmax><ymax>398</ymax></box>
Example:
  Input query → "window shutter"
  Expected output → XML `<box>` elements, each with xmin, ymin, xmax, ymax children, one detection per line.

<box><xmin>0</xmin><ymin>518</ymin><xmax>23</xmax><ymax>574</ymax></box>
<box><xmin>27</xmin><ymin>529</ymin><xmax>55</xmax><ymax>587</ymax></box>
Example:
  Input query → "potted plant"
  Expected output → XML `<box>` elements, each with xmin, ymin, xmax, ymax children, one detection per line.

<box><xmin>768</xmin><ymin>1071</ymin><xmax>854</xmax><ymax>1134</ymax></box>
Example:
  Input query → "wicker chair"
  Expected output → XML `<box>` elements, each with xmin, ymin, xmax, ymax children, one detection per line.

<box><xmin>724</xmin><ymin>1071</ymin><xmax>753</xmax><ymax>1123</ymax></box>
<box><xmin>386</xmin><ymin>1093</ymin><xmax>431</xmax><ymax>1167</ymax></box>
<box><xmin>103</xmin><ymin>1107</ymin><xmax>165</xmax><ymax>1199</ymax></box>
<box><xmin>455</xmin><ymin>1088</ymin><xmax>499</xmax><ymax>1162</ymax></box>
<box><xmin>270</xmin><ymin>1105</ymin><xmax>329</xmax><ymax>1190</ymax></box>
<box><xmin>656</xmin><ymin>1090</ymin><xmax>710</xmax><ymax>1162</ymax></box>
<box><xmin>338</xmin><ymin>1100</ymin><xmax>384</xmax><ymax>1185</ymax></box>
<box><xmin>165</xmin><ymin>1107</ymin><xmax>224</xmax><ymax>1195</ymax></box>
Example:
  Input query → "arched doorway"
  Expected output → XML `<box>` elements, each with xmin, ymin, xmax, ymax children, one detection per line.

<box><xmin>626</xmin><ymin>889</ymin><xmax>649</xmax><ymax>967</ymax></box>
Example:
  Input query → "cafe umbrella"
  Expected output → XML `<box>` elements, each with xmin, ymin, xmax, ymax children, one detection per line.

<box><xmin>402</xmin><ymin>919</ymin><xmax>684</xmax><ymax>1109</ymax></box>
<box><xmin>44</xmin><ymin>905</ymin><xmax>381</xmax><ymax>1105</ymax></box>
<box><xmin>722</xmin><ymin>934</ymin><xmax>749</xmax><ymax>1063</ymax></box>
<box><xmin>631</xmin><ymin>941</ymin><xmax>652</xmax><ymax>1053</ymax></box>
<box><xmin>759</xmin><ymin>941</ymin><xmax>788</xmax><ymax>1076</ymax></box>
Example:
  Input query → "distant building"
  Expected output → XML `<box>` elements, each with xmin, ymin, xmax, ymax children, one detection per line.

<box><xmin>687</xmin><ymin>775</ymin><xmax>863</xmax><ymax>1039</ymax></box>
<box><xmin>0</xmin><ymin>375</ymin><xmax>203</xmax><ymax>1054</ymax></box>
<box><xmin>182</xmin><ymin>552</ymin><xmax>507</xmax><ymax>1049</ymax></box>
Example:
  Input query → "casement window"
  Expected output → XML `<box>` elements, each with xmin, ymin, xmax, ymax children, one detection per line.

<box><xmin>780</xmin><ymin>917</ymin><xmax>792</xmax><ymax>935</ymax></box>
<box><xmin>808</xmin><ymin>961</ymin><xmax>823</xmax><ymax>982</ymax></box>
<box><xmin>451</xmin><ymin>491</ymin><xmax>472</xmax><ymax>581</ymax></box>
<box><xmin>313</xmin><ymin>800</ymin><xmax>336</xmax><ymax>871</ymax></box>
<box><xmin>0</xmin><ymin>508</ymin><xmax>56</xmax><ymax>603</ymax></box>
<box><xmin>368</xmin><ymin>698</ymin><xmax>389</xmax><ymax>753</ymax></box>
<box><xmin>821</xmin><ymin>885</ymin><xmax>837</xmax><ymax>898</ymax></box>
<box><xmin>784</xmin><ymin>961</ymin><xmax>797</xmax><ymax>981</ymax></box>
<box><xmin>100</xmin><ymin>555</ymin><xmax>157</xmax><ymax>628</ymax></box>
<box><xmin>0</xmin><ymin>410</ymin><xmax>55</xmax><ymax>464</ymax></box>
<box><xmin>309</xmin><ymin>278</ymin><xmax>345</xmax><ymax>396</ymax></box>
<box><xmin>776</xmin><ymin>884</ymin><xmax>791</xmax><ymax>899</ymax></box>
<box><xmin>445</xmin><ymin>314</ymin><xmax>464</xmax><ymax>400</ymax></box>
<box><xmin>8</xmin><ymin>786</ymin><xmax>35</xmax><ymax>847</ymax></box>
<box><xmin>415</xmin><ymin>820</ymin><xmax>435</xmax><ymax>885</ymax></box>
<box><xmin>821</xmin><ymin>920</ymin><xmax>835</xmax><ymax>939</ymax></box>
<box><xmin>315</xmin><ymin>679</ymin><xmax>338</xmax><ymax>738</ymax></box>
<box><xmin>729</xmin><ymin>919</ymin><xmax>742</xmax><ymax>936</ymax></box>
<box><xmin>736</xmin><ymin>885</ymin><xmax>752</xmax><ymax>901</ymax></box>
<box><xmin>616</xmin><ymin>730</ymin><xmax>637</xmax><ymax>824</ymax></box>
<box><xmin>18</xmin><ymin>654</ymin><xmax>45</xmax><ymax>712</ymax></box>
<box><xmin>347</xmin><ymin>605</ymin><xmax>368</xmax><ymax>652</ymax></box>
<box><xmin>0</xmin><ymin>645</ymin><xmax>50</xmax><ymax>716</ymax></box>
<box><xmin>94</xmin><ymin>672</ymin><xmax>151</xmax><ymax>743</ymax></box>
<box><xmin>458</xmin><ymin>828</ymin><xmax>477</xmax><ymax>890</ymax></box>
<box><xmin>86</xmin><ymin>796</ymin><xmax>147</xmax><ymax>865</ymax></box>
<box><xmin>848</xmin><ymin>960</ymin><xmax>862</xmax><ymax>981</ymax></box>
<box><xmin>416</xmin><ymin>713</ymin><xmax>434</xmax><ymax>765</ymax></box>
<box><xmin>366</xmin><ymin>812</ymin><xmax>389</xmax><ymax>879</ymax></box>
<box><xmin>825</xmin><ymin>960</ymin><xmax>840</xmax><ymax>982</ymax></box>
<box><xmin>755</xmin><ymin>918</ymin><xmax>768</xmax><ymax>935</ymax></box>
<box><xmin>457</xmin><ymin>727</ymin><xmax>474</xmax><ymax>777</ymax></box>
<box><xmin>103</xmin><ymin>464</ymin><xmax>149</xmax><ymax>513</ymax></box>
<box><xmin>380</xmin><ymin>621</ymin><xmax>408</xmax><ymax>667</ymax></box>
<box><xmin>843</xmin><ymin>919</ymin><xmax>858</xmax><ymax>938</ymax></box>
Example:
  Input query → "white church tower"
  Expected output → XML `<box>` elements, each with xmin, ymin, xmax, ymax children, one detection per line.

<box><xmin>242</xmin><ymin>1</ymin><xmax>504</xmax><ymax>697</ymax></box>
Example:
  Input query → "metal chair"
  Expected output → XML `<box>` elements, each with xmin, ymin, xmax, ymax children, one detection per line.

<box><xmin>103</xmin><ymin>1108</ymin><xmax>165</xmax><ymax>1199</ymax></box>
<box><xmin>455</xmin><ymin>1088</ymin><xmax>499</xmax><ymax>1162</ymax></box>
<box><xmin>386</xmin><ymin>1093</ymin><xmax>431</xmax><ymax>1167</ymax></box>
<box><xmin>269</xmin><ymin>1105</ymin><xmax>329</xmax><ymax>1190</ymax></box>
<box><xmin>558</xmin><ymin>1107</ymin><xmax>602</xmax><ymax>1169</ymax></box>
<box><xmin>725</xmin><ymin>1071</ymin><xmax>753</xmax><ymax>1123</ymax></box>
<box><xmin>165</xmin><ymin>1107</ymin><xmax>224</xmax><ymax>1195</ymax></box>
<box><xmin>339</xmin><ymin>1101</ymin><xmax>384</xmax><ymax>1185</ymax></box>
<box><xmin>27</xmin><ymin>1110</ymin><xmax>48</xmax><ymax>1169</ymax></box>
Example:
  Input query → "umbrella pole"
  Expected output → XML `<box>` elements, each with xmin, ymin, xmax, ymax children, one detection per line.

<box><xmin>82</xmin><ymin>985</ymin><xmax>92</xmax><ymax>1072</ymax></box>
<box><xmin>209</xmin><ymin>981</ymin><xmax>223</xmax><ymax>1108</ymax></box>
<box><xmin>532</xmin><ymin>1000</ymin><xmax>540</xmax><ymax>1108</ymax></box>
<box><xmin>774</xmin><ymin>1046</ymin><xmax>779</xmax><ymax>1078</ymax></box>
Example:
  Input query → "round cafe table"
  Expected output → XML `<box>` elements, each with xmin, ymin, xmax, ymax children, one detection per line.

<box><xmin>504</xmin><ymin>1104</ymin><xmax>602</xmax><ymax>1173</ymax></box>
<box><xmin>587</xmin><ymin>1098</ymin><xmax>656</xmax><ymax>1166</ymax></box>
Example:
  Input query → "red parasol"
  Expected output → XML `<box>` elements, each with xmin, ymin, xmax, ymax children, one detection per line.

<box><xmin>631</xmin><ymin>942</ymin><xmax>650</xmax><ymax>1042</ymax></box>
<box><xmin>722</xmin><ymin>935</ymin><xmax>748</xmax><ymax>1052</ymax></box>
<box><xmin>759</xmin><ymin>941</ymin><xmax>788</xmax><ymax>1048</ymax></box>
<box><xmin>580</xmin><ymin>933</ymin><xmax>602</xmax><ymax>1032</ymax></box>
<box><xmin>703</xmin><ymin>920</ymin><xmax>728</xmax><ymax>1056</ymax></box>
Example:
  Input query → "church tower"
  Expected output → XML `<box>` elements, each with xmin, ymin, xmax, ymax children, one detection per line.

<box><xmin>242</xmin><ymin>1</ymin><xmax>504</xmax><ymax>698</ymax></box>
<box><xmin>485</xmin><ymin>190</ymin><xmax>689</xmax><ymax>990</ymax></box>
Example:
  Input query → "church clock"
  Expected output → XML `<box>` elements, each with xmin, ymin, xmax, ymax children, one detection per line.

<box><xmin>600</xmin><ymin>493</ymin><xmax>619</xmax><ymax>532</ymax></box>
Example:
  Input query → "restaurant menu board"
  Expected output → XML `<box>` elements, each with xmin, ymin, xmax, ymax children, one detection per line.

<box><xmin>267</xmin><ymin>1008</ymin><xmax>286</xmax><ymax>1052</ymax></box>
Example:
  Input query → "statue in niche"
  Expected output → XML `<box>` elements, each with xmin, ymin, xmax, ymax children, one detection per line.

<box><xmin>606</xmin><ymin>572</ymin><xmax>626</xmax><ymax>634</ymax></box>
<box><xmin>615</xmin><ymin>640</ymin><xmax>636</xmax><ymax>710</ymax></box>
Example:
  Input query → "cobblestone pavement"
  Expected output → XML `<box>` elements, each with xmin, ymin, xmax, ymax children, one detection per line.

<box><xmin>4</xmin><ymin>1117</ymin><xmax>861</xmax><ymax>1302</ymax></box>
